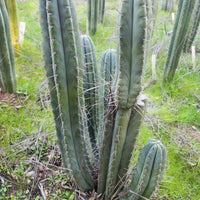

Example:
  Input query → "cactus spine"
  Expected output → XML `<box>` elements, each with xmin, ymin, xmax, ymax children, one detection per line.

<box><xmin>98</xmin><ymin>0</ymin><xmax>105</xmax><ymax>23</ymax></box>
<box><xmin>39</xmin><ymin>0</ymin><xmax>94</xmax><ymax>190</ymax></box>
<box><xmin>0</xmin><ymin>0</ymin><xmax>16</xmax><ymax>93</ymax></box>
<box><xmin>121</xmin><ymin>140</ymin><xmax>166</xmax><ymax>200</ymax></box>
<box><xmin>87</xmin><ymin>0</ymin><xmax>98</xmax><ymax>35</ymax></box>
<box><xmin>163</xmin><ymin>0</ymin><xmax>195</xmax><ymax>83</ymax></box>
<box><xmin>183</xmin><ymin>0</ymin><xmax>200</xmax><ymax>53</ymax></box>
<box><xmin>4</xmin><ymin>0</ymin><xmax>19</xmax><ymax>54</ymax></box>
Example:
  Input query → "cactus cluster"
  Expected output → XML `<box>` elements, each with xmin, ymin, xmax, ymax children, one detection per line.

<box><xmin>0</xmin><ymin>0</ymin><xmax>16</xmax><ymax>93</ymax></box>
<box><xmin>39</xmin><ymin>0</ymin><xmax>167</xmax><ymax>199</ymax></box>
<box><xmin>183</xmin><ymin>0</ymin><xmax>200</xmax><ymax>53</ymax></box>
<box><xmin>163</xmin><ymin>0</ymin><xmax>195</xmax><ymax>82</ymax></box>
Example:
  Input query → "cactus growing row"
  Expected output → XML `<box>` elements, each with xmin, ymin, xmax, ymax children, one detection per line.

<box><xmin>39</xmin><ymin>0</ymin><xmax>167</xmax><ymax>199</ymax></box>
<box><xmin>0</xmin><ymin>0</ymin><xmax>16</xmax><ymax>93</ymax></box>
<box><xmin>183</xmin><ymin>0</ymin><xmax>200</xmax><ymax>53</ymax></box>
<box><xmin>163</xmin><ymin>0</ymin><xmax>195</xmax><ymax>82</ymax></box>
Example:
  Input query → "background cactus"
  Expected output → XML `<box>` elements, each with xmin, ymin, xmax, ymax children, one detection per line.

<box><xmin>0</xmin><ymin>0</ymin><xmax>16</xmax><ymax>93</ymax></box>
<box><xmin>183</xmin><ymin>0</ymin><xmax>200</xmax><ymax>53</ymax></box>
<box><xmin>163</xmin><ymin>0</ymin><xmax>195</xmax><ymax>83</ymax></box>
<box><xmin>87</xmin><ymin>0</ymin><xmax>98</xmax><ymax>35</ymax></box>
<box><xmin>39</xmin><ymin>0</ymin><xmax>167</xmax><ymax>199</ymax></box>
<box><xmin>144</xmin><ymin>0</ymin><xmax>158</xmax><ymax>68</ymax></box>
<box><xmin>4</xmin><ymin>0</ymin><xmax>19</xmax><ymax>55</ymax></box>
<box><xmin>98</xmin><ymin>0</ymin><xmax>105</xmax><ymax>23</ymax></box>
<box><xmin>161</xmin><ymin>0</ymin><xmax>175</xmax><ymax>12</ymax></box>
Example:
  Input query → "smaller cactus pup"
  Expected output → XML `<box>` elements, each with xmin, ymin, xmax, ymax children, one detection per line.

<box><xmin>120</xmin><ymin>140</ymin><xmax>166</xmax><ymax>200</ymax></box>
<box><xmin>87</xmin><ymin>0</ymin><xmax>99</xmax><ymax>35</ymax></box>
<box><xmin>163</xmin><ymin>0</ymin><xmax>195</xmax><ymax>83</ymax></box>
<box><xmin>98</xmin><ymin>0</ymin><xmax>105</xmax><ymax>23</ymax></box>
<box><xmin>183</xmin><ymin>0</ymin><xmax>200</xmax><ymax>53</ymax></box>
<box><xmin>0</xmin><ymin>0</ymin><xmax>16</xmax><ymax>93</ymax></box>
<box><xmin>4</xmin><ymin>0</ymin><xmax>19</xmax><ymax>55</ymax></box>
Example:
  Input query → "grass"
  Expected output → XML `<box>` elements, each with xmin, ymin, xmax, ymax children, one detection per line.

<box><xmin>0</xmin><ymin>0</ymin><xmax>200</xmax><ymax>199</ymax></box>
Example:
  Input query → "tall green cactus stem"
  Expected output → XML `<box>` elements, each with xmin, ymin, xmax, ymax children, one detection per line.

<box><xmin>39</xmin><ymin>0</ymin><xmax>94</xmax><ymax>190</ymax></box>
<box><xmin>117</xmin><ymin>0</ymin><xmax>145</xmax><ymax>109</ymax></box>
<box><xmin>144</xmin><ymin>0</ymin><xmax>158</xmax><ymax>68</ymax></box>
<box><xmin>98</xmin><ymin>0</ymin><xmax>105</xmax><ymax>23</ymax></box>
<box><xmin>121</xmin><ymin>140</ymin><xmax>166</xmax><ymax>200</ymax></box>
<box><xmin>97</xmin><ymin>49</ymin><xmax>118</xmax><ymax>194</ymax></box>
<box><xmin>81</xmin><ymin>35</ymin><xmax>99</xmax><ymax>151</ymax></box>
<box><xmin>118</xmin><ymin>95</ymin><xmax>147</xmax><ymax>181</ymax></box>
<box><xmin>4</xmin><ymin>0</ymin><xmax>19</xmax><ymax>54</ymax></box>
<box><xmin>87</xmin><ymin>0</ymin><xmax>98</xmax><ymax>35</ymax></box>
<box><xmin>163</xmin><ymin>0</ymin><xmax>195</xmax><ymax>83</ymax></box>
<box><xmin>0</xmin><ymin>0</ymin><xmax>16</xmax><ymax>93</ymax></box>
<box><xmin>105</xmin><ymin>0</ymin><xmax>146</xmax><ymax>197</ymax></box>
<box><xmin>183</xmin><ymin>0</ymin><xmax>200</xmax><ymax>53</ymax></box>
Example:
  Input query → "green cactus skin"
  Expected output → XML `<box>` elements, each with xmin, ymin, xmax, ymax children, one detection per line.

<box><xmin>81</xmin><ymin>35</ymin><xmax>99</xmax><ymax>152</ymax></box>
<box><xmin>104</xmin><ymin>0</ymin><xmax>146</xmax><ymax>197</ymax></box>
<box><xmin>98</xmin><ymin>0</ymin><xmax>105</xmax><ymax>23</ymax></box>
<box><xmin>97</xmin><ymin>49</ymin><xmax>118</xmax><ymax>195</ymax></box>
<box><xmin>101</xmin><ymin>49</ymin><xmax>117</xmax><ymax>106</ymax></box>
<box><xmin>163</xmin><ymin>0</ymin><xmax>195</xmax><ymax>83</ymax></box>
<box><xmin>183</xmin><ymin>0</ymin><xmax>200</xmax><ymax>53</ymax></box>
<box><xmin>118</xmin><ymin>95</ymin><xmax>147</xmax><ymax>182</ymax></box>
<box><xmin>117</xmin><ymin>0</ymin><xmax>146</xmax><ymax>109</ymax></box>
<box><xmin>121</xmin><ymin>140</ymin><xmax>166</xmax><ymax>200</ymax></box>
<box><xmin>87</xmin><ymin>0</ymin><xmax>99</xmax><ymax>35</ymax></box>
<box><xmin>4</xmin><ymin>0</ymin><xmax>19</xmax><ymax>54</ymax></box>
<box><xmin>0</xmin><ymin>0</ymin><xmax>16</xmax><ymax>93</ymax></box>
<box><xmin>39</xmin><ymin>0</ymin><xmax>94</xmax><ymax>190</ymax></box>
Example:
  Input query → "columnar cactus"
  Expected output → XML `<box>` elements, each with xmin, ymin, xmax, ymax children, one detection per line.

<box><xmin>183</xmin><ymin>0</ymin><xmax>200</xmax><ymax>53</ymax></box>
<box><xmin>144</xmin><ymin>0</ymin><xmax>158</xmax><ymax>67</ymax></box>
<box><xmin>121</xmin><ymin>140</ymin><xmax>166</xmax><ymax>200</ymax></box>
<box><xmin>98</xmin><ymin>0</ymin><xmax>105</xmax><ymax>23</ymax></box>
<box><xmin>87</xmin><ymin>0</ymin><xmax>98</xmax><ymax>35</ymax></box>
<box><xmin>163</xmin><ymin>0</ymin><xmax>195</xmax><ymax>83</ymax></box>
<box><xmin>0</xmin><ymin>0</ymin><xmax>16</xmax><ymax>93</ymax></box>
<box><xmin>81</xmin><ymin>35</ymin><xmax>99</xmax><ymax>153</ymax></box>
<box><xmin>4</xmin><ymin>0</ymin><xmax>19</xmax><ymax>54</ymax></box>
<box><xmin>39</xmin><ymin>0</ymin><xmax>167</xmax><ymax>199</ymax></box>
<box><xmin>39</xmin><ymin>0</ymin><xmax>94</xmax><ymax>190</ymax></box>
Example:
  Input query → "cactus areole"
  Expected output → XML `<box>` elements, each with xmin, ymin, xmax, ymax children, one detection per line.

<box><xmin>39</xmin><ymin>0</ymin><xmax>167</xmax><ymax>199</ymax></box>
